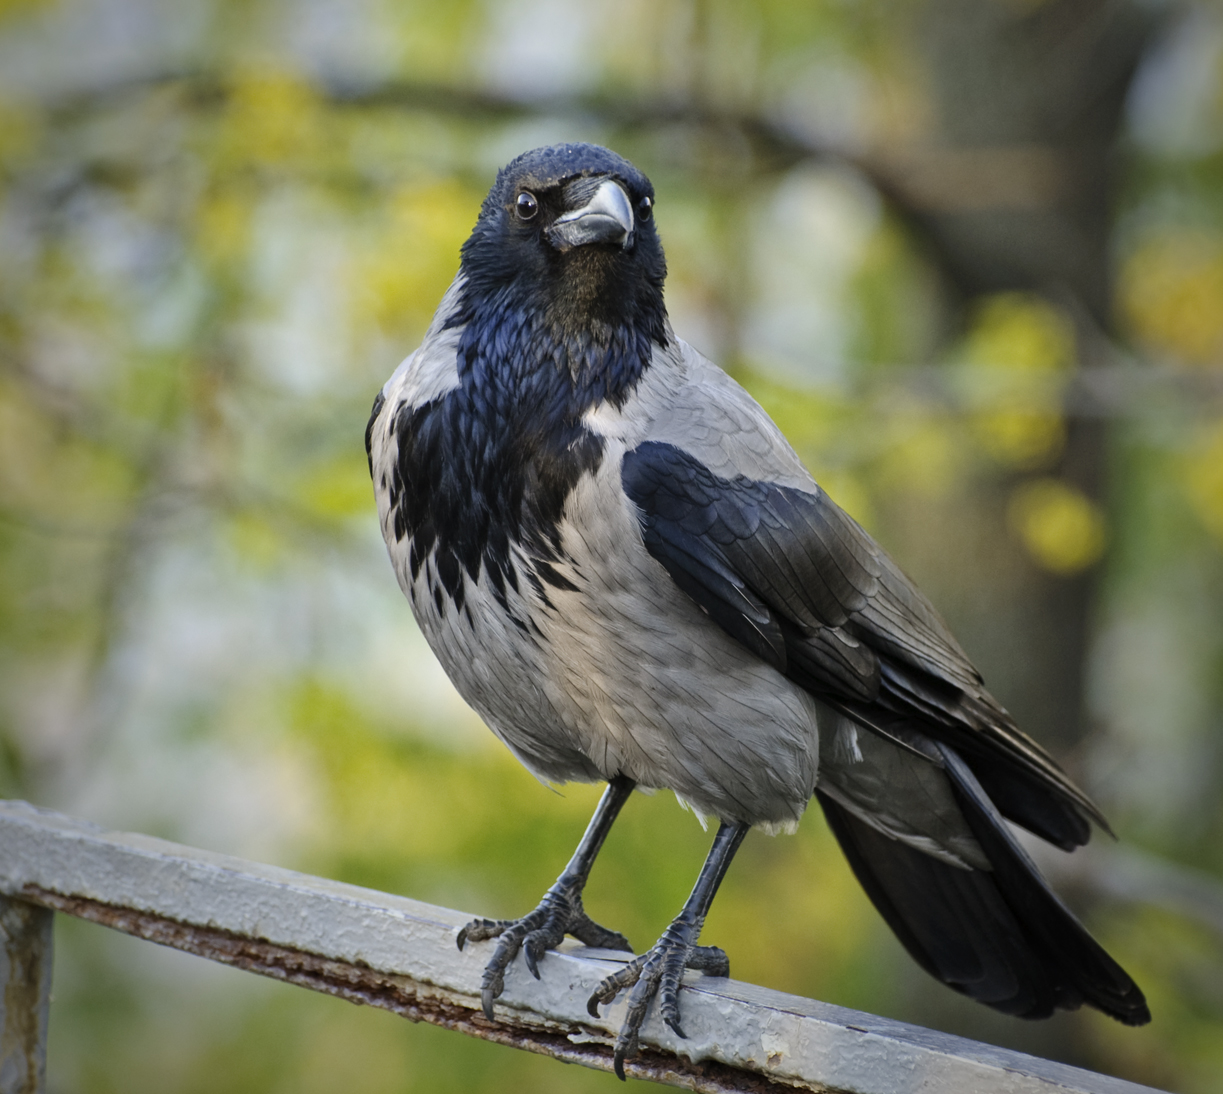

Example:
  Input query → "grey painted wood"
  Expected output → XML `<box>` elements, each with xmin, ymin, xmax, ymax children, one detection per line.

<box><xmin>0</xmin><ymin>893</ymin><xmax>53</xmax><ymax>1094</ymax></box>
<box><xmin>0</xmin><ymin>799</ymin><xmax>1166</xmax><ymax>1094</ymax></box>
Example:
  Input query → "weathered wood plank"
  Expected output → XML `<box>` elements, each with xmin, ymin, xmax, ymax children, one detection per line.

<box><xmin>0</xmin><ymin>800</ymin><xmax>1165</xmax><ymax>1094</ymax></box>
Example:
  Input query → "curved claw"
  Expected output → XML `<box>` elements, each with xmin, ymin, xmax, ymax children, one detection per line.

<box><xmin>660</xmin><ymin>985</ymin><xmax>685</xmax><ymax>1039</ymax></box>
<box><xmin>480</xmin><ymin>983</ymin><xmax>498</xmax><ymax>1022</ymax></box>
<box><xmin>659</xmin><ymin>959</ymin><xmax>685</xmax><ymax>1037</ymax></box>
<box><xmin>613</xmin><ymin>1032</ymin><xmax>637</xmax><ymax>1081</ymax></box>
<box><xmin>472</xmin><ymin>924</ymin><xmax>531</xmax><ymax>1019</ymax></box>
<box><xmin>524</xmin><ymin>930</ymin><xmax>551</xmax><ymax>979</ymax></box>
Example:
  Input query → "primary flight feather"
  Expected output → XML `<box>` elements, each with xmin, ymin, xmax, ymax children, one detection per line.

<box><xmin>366</xmin><ymin>143</ymin><xmax>1148</xmax><ymax>1078</ymax></box>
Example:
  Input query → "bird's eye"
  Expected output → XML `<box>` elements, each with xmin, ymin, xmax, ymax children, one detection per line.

<box><xmin>638</xmin><ymin>195</ymin><xmax>653</xmax><ymax>221</ymax></box>
<box><xmin>515</xmin><ymin>192</ymin><xmax>539</xmax><ymax>220</ymax></box>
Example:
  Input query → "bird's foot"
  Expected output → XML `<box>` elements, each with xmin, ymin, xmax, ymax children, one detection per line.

<box><xmin>587</xmin><ymin>914</ymin><xmax>728</xmax><ymax>1080</ymax></box>
<box><xmin>457</xmin><ymin>881</ymin><xmax>632</xmax><ymax>1020</ymax></box>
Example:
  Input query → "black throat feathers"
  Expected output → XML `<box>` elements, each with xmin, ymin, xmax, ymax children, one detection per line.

<box><xmin>384</xmin><ymin>284</ymin><xmax>665</xmax><ymax>621</ymax></box>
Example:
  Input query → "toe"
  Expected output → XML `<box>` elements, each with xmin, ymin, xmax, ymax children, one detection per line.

<box><xmin>612</xmin><ymin>1033</ymin><xmax>635</xmax><ymax>1081</ymax></box>
<box><xmin>573</xmin><ymin>917</ymin><xmax>633</xmax><ymax>951</ymax></box>
<box><xmin>609</xmin><ymin>970</ymin><xmax>657</xmax><ymax>1076</ymax></box>
<box><xmin>659</xmin><ymin>979</ymin><xmax>685</xmax><ymax>1038</ymax></box>
<box><xmin>475</xmin><ymin>926</ymin><xmax>529</xmax><ymax>1014</ymax></box>
<box><xmin>588</xmin><ymin>958</ymin><xmax>643</xmax><ymax>1017</ymax></box>
<box><xmin>458</xmin><ymin>917</ymin><xmax>511</xmax><ymax>950</ymax></box>
<box><xmin>479</xmin><ymin>969</ymin><xmax>503</xmax><ymax>1020</ymax></box>
<box><xmin>686</xmin><ymin>944</ymin><xmax>729</xmax><ymax>976</ymax></box>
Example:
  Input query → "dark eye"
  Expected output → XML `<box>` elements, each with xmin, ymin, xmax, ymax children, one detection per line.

<box><xmin>638</xmin><ymin>195</ymin><xmax>653</xmax><ymax>221</ymax></box>
<box><xmin>515</xmin><ymin>191</ymin><xmax>539</xmax><ymax>220</ymax></box>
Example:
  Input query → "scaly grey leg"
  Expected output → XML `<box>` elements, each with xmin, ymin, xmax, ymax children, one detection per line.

<box><xmin>458</xmin><ymin>776</ymin><xmax>636</xmax><ymax>1019</ymax></box>
<box><xmin>589</xmin><ymin>820</ymin><xmax>748</xmax><ymax>1081</ymax></box>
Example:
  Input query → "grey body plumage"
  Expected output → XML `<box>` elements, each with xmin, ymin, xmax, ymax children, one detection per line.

<box><xmin>372</xmin><ymin>320</ymin><xmax>824</xmax><ymax>827</ymax></box>
<box><xmin>367</xmin><ymin>143</ymin><xmax>1148</xmax><ymax>1076</ymax></box>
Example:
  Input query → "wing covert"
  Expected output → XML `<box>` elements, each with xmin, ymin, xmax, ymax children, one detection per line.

<box><xmin>622</xmin><ymin>440</ymin><xmax>886</xmax><ymax>702</ymax></box>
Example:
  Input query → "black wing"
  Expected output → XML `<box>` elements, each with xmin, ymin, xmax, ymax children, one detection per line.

<box><xmin>621</xmin><ymin>440</ymin><xmax>1103</xmax><ymax>848</ymax></box>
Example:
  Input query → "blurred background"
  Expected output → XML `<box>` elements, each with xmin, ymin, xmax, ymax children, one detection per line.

<box><xmin>2</xmin><ymin>0</ymin><xmax>1223</xmax><ymax>1090</ymax></box>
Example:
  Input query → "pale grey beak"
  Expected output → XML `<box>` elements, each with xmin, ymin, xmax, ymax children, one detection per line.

<box><xmin>546</xmin><ymin>178</ymin><xmax>634</xmax><ymax>251</ymax></box>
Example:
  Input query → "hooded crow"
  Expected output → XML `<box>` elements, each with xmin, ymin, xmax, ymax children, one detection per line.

<box><xmin>366</xmin><ymin>143</ymin><xmax>1149</xmax><ymax>1077</ymax></box>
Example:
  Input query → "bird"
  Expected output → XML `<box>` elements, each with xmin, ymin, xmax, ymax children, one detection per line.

<box><xmin>365</xmin><ymin>142</ymin><xmax>1149</xmax><ymax>1079</ymax></box>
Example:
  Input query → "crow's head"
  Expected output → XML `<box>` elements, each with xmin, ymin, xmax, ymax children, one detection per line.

<box><xmin>458</xmin><ymin>144</ymin><xmax>667</xmax><ymax>341</ymax></box>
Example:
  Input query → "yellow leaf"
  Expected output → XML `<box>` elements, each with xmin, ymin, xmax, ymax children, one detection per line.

<box><xmin>974</xmin><ymin>407</ymin><xmax>1065</xmax><ymax>468</ymax></box>
<box><xmin>1121</xmin><ymin>233</ymin><xmax>1223</xmax><ymax>367</ymax></box>
<box><xmin>1008</xmin><ymin>478</ymin><xmax>1107</xmax><ymax>575</ymax></box>
<box><xmin>965</xmin><ymin>293</ymin><xmax>1075</xmax><ymax>374</ymax></box>
<box><xmin>960</xmin><ymin>293</ymin><xmax>1073</xmax><ymax>469</ymax></box>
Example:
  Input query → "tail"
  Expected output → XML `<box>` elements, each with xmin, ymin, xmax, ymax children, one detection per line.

<box><xmin>817</xmin><ymin>742</ymin><xmax>1150</xmax><ymax>1025</ymax></box>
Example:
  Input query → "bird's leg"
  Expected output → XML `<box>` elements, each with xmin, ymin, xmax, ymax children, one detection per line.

<box><xmin>458</xmin><ymin>775</ymin><xmax>635</xmax><ymax>1019</ymax></box>
<box><xmin>589</xmin><ymin>820</ymin><xmax>749</xmax><ymax>1080</ymax></box>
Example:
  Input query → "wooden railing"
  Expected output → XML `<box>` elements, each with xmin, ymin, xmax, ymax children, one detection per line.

<box><xmin>0</xmin><ymin>799</ymin><xmax>1165</xmax><ymax>1094</ymax></box>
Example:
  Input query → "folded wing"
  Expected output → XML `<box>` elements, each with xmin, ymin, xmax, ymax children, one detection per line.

<box><xmin>621</xmin><ymin>440</ymin><xmax>1101</xmax><ymax>850</ymax></box>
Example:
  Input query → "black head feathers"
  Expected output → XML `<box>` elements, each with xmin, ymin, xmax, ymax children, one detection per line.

<box><xmin>456</xmin><ymin>143</ymin><xmax>667</xmax><ymax>343</ymax></box>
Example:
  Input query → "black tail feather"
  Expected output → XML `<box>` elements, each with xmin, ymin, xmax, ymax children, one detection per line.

<box><xmin>816</xmin><ymin>744</ymin><xmax>1150</xmax><ymax>1026</ymax></box>
<box><xmin>938</xmin><ymin>745</ymin><xmax>1149</xmax><ymax>1025</ymax></box>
